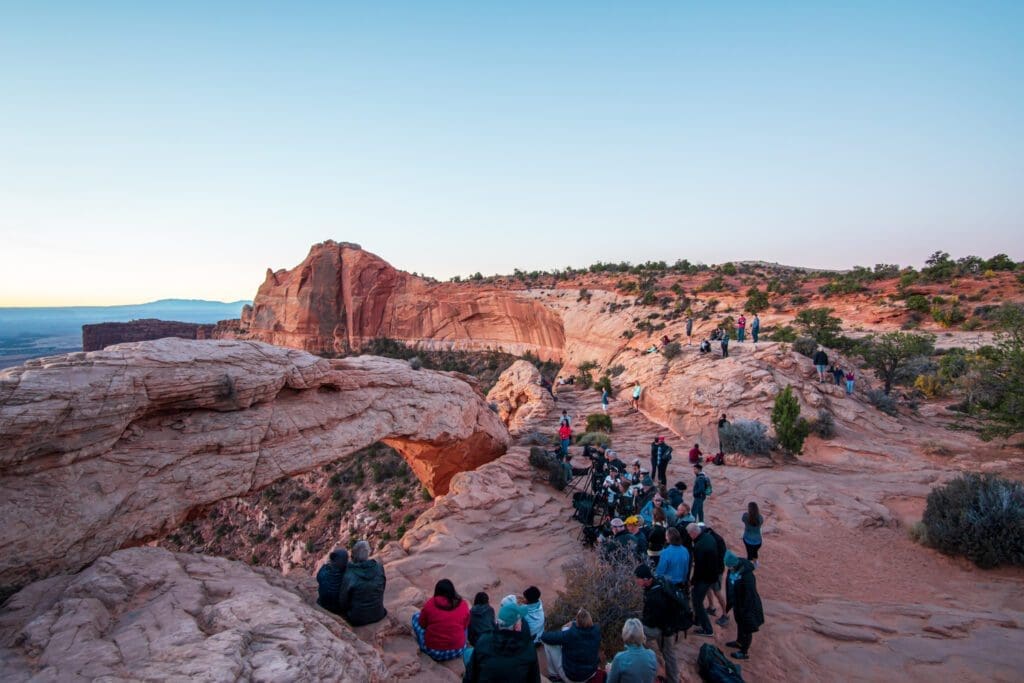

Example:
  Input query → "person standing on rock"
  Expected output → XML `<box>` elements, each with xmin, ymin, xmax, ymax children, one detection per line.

<box><xmin>845</xmin><ymin>369</ymin><xmax>856</xmax><ymax>396</ymax></box>
<box><xmin>720</xmin><ymin>331</ymin><xmax>730</xmax><ymax>358</ymax></box>
<box><xmin>692</xmin><ymin>464</ymin><xmax>711</xmax><ymax>523</ymax></box>
<box><xmin>751</xmin><ymin>314</ymin><xmax>760</xmax><ymax>344</ymax></box>
<box><xmin>686</xmin><ymin>315</ymin><xmax>694</xmax><ymax>345</ymax></box>
<box><xmin>722</xmin><ymin>551</ymin><xmax>765</xmax><ymax>661</ymax></box>
<box><xmin>602</xmin><ymin>386</ymin><xmax>610</xmax><ymax>413</ymax></box>
<box><xmin>650</xmin><ymin>436</ymin><xmax>673</xmax><ymax>487</ymax></box>
<box><xmin>559</xmin><ymin>422</ymin><xmax>572</xmax><ymax>457</ymax></box>
<box><xmin>337</xmin><ymin>541</ymin><xmax>387</xmax><ymax>627</ymax></box>
<box><xmin>742</xmin><ymin>502</ymin><xmax>763</xmax><ymax>568</ymax></box>
<box><xmin>812</xmin><ymin>347</ymin><xmax>829</xmax><ymax>382</ymax></box>
<box><xmin>315</xmin><ymin>548</ymin><xmax>348</xmax><ymax>615</ymax></box>
<box><xmin>560</xmin><ymin>410</ymin><xmax>571</xmax><ymax>428</ymax></box>
<box><xmin>632</xmin><ymin>381</ymin><xmax>643</xmax><ymax>411</ymax></box>
<box><xmin>736</xmin><ymin>314</ymin><xmax>746</xmax><ymax>343</ymax></box>
<box><xmin>688</xmin><ymin>523</ymin><xmax>719</xmax><ymax>638</ymax></box>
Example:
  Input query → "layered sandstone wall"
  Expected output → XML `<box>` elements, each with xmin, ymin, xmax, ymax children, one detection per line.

<box><xmin>82</xmin><ymin>319</ymin><xmax>215</xmax><ymax>351</ymax></box>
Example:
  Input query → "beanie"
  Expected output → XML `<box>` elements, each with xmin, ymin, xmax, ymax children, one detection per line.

<box><xmin>724</xmin><ymin>550</ymin><xmax>740</xmax><ymax>568</ymax></box>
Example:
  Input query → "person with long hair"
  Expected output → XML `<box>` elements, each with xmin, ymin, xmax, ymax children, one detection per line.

<box><xmin>742</xmin><ymin>502</ymin><xmax>764</xmax><ymax>568</ymax></box>
<box><xmin>412</xmin><ymin>578</ymin><xmax>471</xmax><ymax>662</ymax></box>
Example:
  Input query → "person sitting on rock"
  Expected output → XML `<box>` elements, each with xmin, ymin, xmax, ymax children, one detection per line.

<box><xmin>688</xmin><ymin>443</ymin><xmax>703</xmax><ymax>465</ymax></box>
<box><xmin>540</xmin><ymin>608</ymin><xmax>601</xmax><ymax>683</ymax></box>
<box><xmin>412</xmin><ymin>578</ymin><xmax>471</xmax><ymax>662</ymax></box>
<box><xmin>468</xmin><ymin>592</ymin><xmax>495</xmax><ymax>647</ymax></box>
<box><xmin>337</xmin><ymin>540</ymin><xmax>387</xmax><ymax>626</ymax></box>
<box><xmin>607</xmin><ymin>618</ymin><xmax>657</xmax><ymax>683</ymax></box>
<box><xmin>467</xmin><ymin>595</ymin><xmax>540</xmax><ymax>682</ymax></box>
<box><xmin>521</xmin><ymin>586</ymin><xmax>545</xmax><ymax>643</ymax></box>
<box><xmin>700</xmin><ymin>339</ymin><xmax>712</xmax><ymax>354</ymax></box>
<box><xmin>315</xmin><ymin>548</ymin><xmax>348</xmax><ymax>615</ymax></box>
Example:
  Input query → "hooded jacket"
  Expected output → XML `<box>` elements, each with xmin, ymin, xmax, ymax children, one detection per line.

<box><xmin>522</xmin><ymin>600</ymin><xmax>545</xmax><ymax>643</ymax></box>
<box><xmin>726</xmin><ymin>559</ymin><xmax>765</xmax><ymax>632</ymax></box>
<box><xmin>418</xmin><ymin>595</ymin><xmax>470</xmax><ymax>651</ymax></box>
<box><xmin>468</xmin><ymin>604</ymin><xmax>496</xmax><ymax>647</ymax></box>
<box><xmin>468</xmin><ymin>627</ymin><xmax>540</xmax><ymax>683</ymax></box>
<box><xmin>337</xmin><ymin>559</ymin><xmax>387</xmax><ymax>626</ymax></box>
<box><xmin>691</xmin><ymin>529</ymin><xmax>720</xmax><ymax>584</ymax></box>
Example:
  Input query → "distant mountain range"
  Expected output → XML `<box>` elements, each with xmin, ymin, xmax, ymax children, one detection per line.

<box><xmin>0</xmin><ymin>299</ymin><xmax>250</xmax><ymax>369</ymax></box>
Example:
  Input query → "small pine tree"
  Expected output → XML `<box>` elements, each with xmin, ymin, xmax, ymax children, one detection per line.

<box><xmin>771</xmin><ymin>385</ymin><xmax>809</xmax><ymax>454</ymax></box>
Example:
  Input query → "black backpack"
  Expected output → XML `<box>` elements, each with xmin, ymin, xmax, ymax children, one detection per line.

<box><xmin>657</xmin><ymin>579</ymin><xmax>693</xmax><ymax>637</ymax></box>
<box><xmin>712</xmin><ymin>451</ymin><xmax>725</xmax><ymax>466</ymax></box>
<box><xmin>697</xmin><ymin>643</ymin><xmax>744</xmax><ymax>682</ymax></box>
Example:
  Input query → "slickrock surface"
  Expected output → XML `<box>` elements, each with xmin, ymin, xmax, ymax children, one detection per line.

<box><xmin>485</xmin><ymin>359</ymin><xmax>556</xmax><ymax>435</ymax></box>
<box><xmin>0</xmin><ymin>547</ymin><xmax>388</xmax><ymax>682</ymax></box>
<box><xmin>219</xmin><ymin>240</ymin><xmax>566</xmax><ymax>359</ymax></box>
<box><xmin>0</xmin><ymin>339</ymin><xmax>509</xmax><ymax>588</ymax></box>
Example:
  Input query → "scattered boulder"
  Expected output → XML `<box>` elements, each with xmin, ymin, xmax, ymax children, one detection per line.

<box><xmin>485</xmin><ymin>360</ymin><xmax>555</xmax><ymax>435</ymax></box>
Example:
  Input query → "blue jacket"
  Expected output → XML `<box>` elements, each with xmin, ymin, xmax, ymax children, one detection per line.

<box><xmin>655</xmin><ymin>544</ymin><xmax>690</xmax><ymax>585</ymax></box>
<box><xmin>540</xmin><ymin>624</ymin><xmax>601</xmax><ymax>682</ymax></box>
<box><xmin>607</xmin><ymin>644</ymin><xmax>658</xmax><ymax>683</ymax></box>
<box><xmin>639</xmin><ymin>501</ymin><xmax>677</xmax><ymax>526</ymax></box>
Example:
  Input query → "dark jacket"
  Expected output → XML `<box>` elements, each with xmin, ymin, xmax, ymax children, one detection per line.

<box><xmin>667</xmin><ymin>486</ymin><xmax>684</xmax><ymax>508</ymax></box>
<box><xmin>647</xmin><ymin>525</ymin><xmax>667</xmax><ymax>553</ymax></box>
<box><xmin>316</xmin><ymin>563</ymin><xmax>346</xmax><ymax>614</ymax></box>
<box><xmin>726</xmin><ymin>559</ymin><xmax>765</xmax><ymax>632</ymax></box>
<box><xmin>338</xmin><ymin>559</ymin><xmax>387</xmax><ymax>626</ymax></box>
<box><xmin>468</xmin><ymin>628</ymin><xmax>540</xmax><ymax>683</ymax></box>
<box><xmin>812</xmin><ymin>350</ymin><xmax>828</xmax><ymax>366</ymax></box>
<box><xmin>707</xmin><ymin>527</ymin><xmax>727</xmax><ymax>576</ymax></box>
<box><xmin>469</xmin><ymin>604</ymin><xmax>496</xmax><ymax>647</ymax></box>
<box><xmin>641</xmin><ymin>581</ymin><xmax>673</xmax><ymax>632</ymax></box>
<box><xmin>540</xmin><ymin>624</ymin><xmax>601</xmax><ymax>681</ymax></box>
<box><xmin>691</xmin><ymin>529</ymin><xmax>720</xmax><ymax>584</ymax></box>
<box><xmin>692</xmin><ymin>473</ymin><xmax>710</xmax><ymax>500</ymax></box>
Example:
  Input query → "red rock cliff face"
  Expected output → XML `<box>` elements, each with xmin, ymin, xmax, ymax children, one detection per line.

<box><xmin>218</xmin><ymin>241</ymin><xmax>566</xmax><ymax>359</ymax></box>
<box><xmin>82</xmin><ymin>319</ymin><xmax>215</xmax><ymax>351</ymax></box>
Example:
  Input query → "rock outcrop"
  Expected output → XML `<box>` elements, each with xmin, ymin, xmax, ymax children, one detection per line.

<box><xmin>485</xmin><ymin>360</ymin><xmax>555</xmax><ymax>436</ymax></box>
<box><xmin>0</xmin><ymin>547</ymin><xmax>389</xmax><ymax>682</ymax></box>
<box><xmin>217</xmin><ymin>241</ymin><xmax>566</xmax><ymax>359</ymax></box>
<box><xmin>81</xmin><ymin>319</ymin><xmax>216</xmax><ymax>352</ymax></box>
<box><xmin>0</xmin><ymin>339</ymin><xmax>509</xmax><ymax>588</ymax></box>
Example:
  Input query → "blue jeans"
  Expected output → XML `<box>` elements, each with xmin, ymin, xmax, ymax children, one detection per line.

<box><xmin>737</xmin><ymin>328</ymin><xmax>745</xmax><ymax>342</ymax></box>
<box><xmin>693</xmin><ymin>497</ymin><xmax>705</xmax><ymax>522</ymax></box>
<box><xmin>846</xmin><ymin>380</ymin><xmax>854</xmax><ymax>395</ymax></box>
<box><xmin>752</xmin><ymin>328</ymin><xmax>759</xmax><ymax>343</ymax></box>
<box><xmin>560</xmin><ymin>438</ymin><xmax>570</xmax><ymax>456</ymax></box>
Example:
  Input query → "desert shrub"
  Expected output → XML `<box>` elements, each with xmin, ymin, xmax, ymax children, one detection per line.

<box><xmin>772</xmin><ymin>385</ymin><xmax>809</xmax><ymax>455</ymax></box>
<box><xmin>766</xmin><ymin>325</ymin><xmax>797</xmax><ymax>342</ymax></box>
<box><xmin>575</xmin><ymin>432</ymin><xmax>612</xmax><ymax>448</ymax></box>
<box><xmin>547</xmin><ymin>550</ymin><xmax>644</xmax><ymax>657</ymax></box>
<box><xmin>932</xmin><ymin>302</ymin><xmax>967</xmax><ymax>327</ymax></box>
<box><xmin>920</xmin><ymin>474</ymin><xmax>1024</xmax><ymax>568</ymax></box>
<box><xmin>793</xmin><ymin>335</ymin><xmax>818</xmax><ymax>358</ymax></box>
<box><xmin>962</xmin><ymin>317</ymin><xmax>982</xmax><ymax>331</ymax></box>
<box><xmin>408</xmin><ymin>356</ymin><xmax>423</xmax><ymax>370</ymax></box>
<box><xmin>662</xmin><ymin>342</ymin><xmax>682</xmax><ymax>359</ymax></box>
<box><xmin>867</xmin><ymin>389</ymin><xmax>898</xmax><ymax>415</ymax></box>
<box><xmin>914</xmin><ymin>374</ymin><xmax>942</xmax><ymax>398</ymax></box>
<box><xmin>809</xmin><ymin>409</ymin><xmax>835</xmax><ymax>438</ymax></box>
<box><xmin>585</xmin><ymin>413</ymin><xmax>613</xmax><ymax>433</ymax></box>
<box><xmin>719</xmin><ymin>419</ymin><xmax>774</xmax><ymax>456</ymax></box>
<box><xmin>794</xmin><ymin>307</ymin><xmax>843</xmax><ymax>346</ymax></box>
<box><xmin>607</xmin><ymin>364</ymin><xmax>626</xmax><ymax>377</ymax></box>
<box><xmin>921</xmin><ymin>440</ymin><xmax>953</xmax><ymax>457</ymax></box>
<box><xmin>904</xmin><ymin>294</ymin><xmax>931</xmax><ymax>314</ymax></box>
<box><xmin>594</xmin><ymin>375</ymin><xmax>613</xmax><ymax>395</ymax></box>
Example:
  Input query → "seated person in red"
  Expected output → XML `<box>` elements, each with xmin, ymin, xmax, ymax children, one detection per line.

<box><xmin>412</xmin><ymin>579</ymin><xmax>471</xmax><ymax>662</ymax></box>
<box><xmin>688</xmin><ymin>443</ymin><xmax>703</xmax><ymax>464</ymax></box>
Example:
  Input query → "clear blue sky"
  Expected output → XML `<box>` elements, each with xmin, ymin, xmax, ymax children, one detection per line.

<box><xmin>2</xmin><ymin>1</ymin><xmax>1021</xmax><ymax>305</ymax></box>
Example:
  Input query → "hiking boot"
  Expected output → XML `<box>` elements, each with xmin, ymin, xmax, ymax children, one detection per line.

<box><xmin>694</xmin><ymin>629</ymin><xmax>715</xmax><ymax>637</ymax></box>
<box><xmin>716</xmin><ymin>615</ymin><xmax>730</xmax><ymax>627</ymax></box>
<box><xmin>731</xmin><ymin>651</ymin><xmax>749</xmax><ymax>660</ymax></box>
<box><xmin>724</xmin><ymin>641</ymin><xmax>740</xmax><ymax>648</ymax></box>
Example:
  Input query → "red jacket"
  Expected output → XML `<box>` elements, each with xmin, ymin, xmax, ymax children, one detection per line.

<box><xmin>558</xmin><ymin>424</ymin><xmax>572</xmax><ymax>440</ymax></box>
<box><xmin>689</xmin><ymin>446</ymin><xmax>702</xmax><ymax>464</ymax></box>
<box><xmin>419</xmin><ymin>596</ymin><xmax>470</xmax><ymax>651</ymax></box>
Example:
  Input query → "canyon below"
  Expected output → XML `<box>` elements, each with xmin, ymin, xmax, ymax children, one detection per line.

<box><xmin>1</xmin><ymin>241</ymin><xmax>1022</xmax><ymax>682</ymax></box>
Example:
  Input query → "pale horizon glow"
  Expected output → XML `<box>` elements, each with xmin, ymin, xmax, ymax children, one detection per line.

<box><xmin>2</xmin><ymin>2</ymin><xmax>1022</xmax><ymax>306</ymax></box>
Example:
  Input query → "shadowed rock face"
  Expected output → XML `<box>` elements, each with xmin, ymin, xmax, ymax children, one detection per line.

<box><xmin>217</xmin><ymin>240</ymin><xmax>566</xmax><ymax>359</ymax></box>
<box><xmin>81</xmin><ymin>319</ymin><xmax>215</xmax><ymax>352</ymax></box>
<box><xmin>0</xmin><ymin>547</ymin><xmax>389</xmax><ymax>682</ymax></box>
<box><xmin>0</xmin><ymin>339</ymin><xmax>509</xmax><ymax>588</ymax></box>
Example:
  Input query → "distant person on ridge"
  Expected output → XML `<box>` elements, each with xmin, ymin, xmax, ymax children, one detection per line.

<box><xmin>559</xmin><ymin>410</ymin><xmax>571</xmax><ymax>428</ymax></box>
<box><xmin>686</xmin><ymin>315</ymin><xmax>694</xmax><ymax>345</ymax></box>
<box><xmin>558</xmin><ymin>422</ymin><xmax>572</xmax><ymax>457</ymax></box>
<box><xmin>845</xmin><ymin>369</ymin><xmax>855</xmax><ymax>395</ymax></box>
<box><xmin>692</xmin><ymin>464</ymin><xmax>711</xmax><ymax>523</ymax></box>
<box><xmin>720</xmin><ymin>331</ymin><xmax>730</xmax><ymax>358</ymax></box>
<box><xmin>602</xmin><ymin>386</ymin><xmax>610</xmax><ymax>413</ymax></box>
<box><xmin>632</xmin><ymin>381</ymin><xmax>642</xmax><ymax>411</ymax></box>
<box><xmin>812</xmin><ymin>347</ymin><xmax>829</xmax><ymax>382</ymax></box>
<box><xmin>699</xmin><ymin>339</ymin><xmax>711</xmax><ymax>354</ymax></box>
<box><xmin>751</xmin><ymin>314</ymin><xmax>760</xmax><ymax>344</ymax></box>
<box><xmin>338</xmin><ymin>540</ymin><xmax>387</xmax><ymax>626</ymax></box>
<box><xmin>315</xmin><ymin>548</ymin><xmax>348</xmax><ymax>615</ymax></box>
<box><xmin>736</xmin><ymin>314</ymin><xmax>746</xmax><ymax>343</ymax></box>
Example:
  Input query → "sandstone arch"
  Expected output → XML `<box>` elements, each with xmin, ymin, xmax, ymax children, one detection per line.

<box><xmin>0</xmin><ymin>339</ymin><xmax>509</xmax><ymax>589</ymax></box>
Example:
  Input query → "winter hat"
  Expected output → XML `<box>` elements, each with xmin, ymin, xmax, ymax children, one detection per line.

<box><xmin>497</xmin><ymin>595</ymin><xmax>522</xmax><ymax>628</ymax></box>
<box><xmin>724</xmin><ymin>550</ymin><xmax>740</xmax><ymax>568</ymax></box>
<box><xmin>610</xmin><ymin>518</ymin><xmax>625</xmax><ymax>528</ymax></box>
<box><xmin>634</xmin><ymin>564</ymin><xmax>654</xmax><ymax>579</ymax></box>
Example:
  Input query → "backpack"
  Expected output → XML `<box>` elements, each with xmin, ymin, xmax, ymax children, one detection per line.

<box><xmin>697</xmin><ymin>643</ymin><xmax>744</xmax><ymax>682</ymax></box>
<box><xmin>657</xmin><ymin>579</ymin><xmax>693</xmax><ymax>637</ymax></box>
<box><xmin>712</xmin><ymin>452</ymin><xmax>725</xmax><ymax>466</ymax></box>
<box><xmin>701</xmin><ymin>473</ymin><xmax>713</xmax><ymax>496</ymax></box>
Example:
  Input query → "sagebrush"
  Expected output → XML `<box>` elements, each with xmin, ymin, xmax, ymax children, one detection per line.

<box><xmin>920</xmin><ymin>474</ymin><xmax>1024</xmax><ymax>568</ymax></box>
<box><xmin>719</xmin><ymin>419</ymin><xmax>774</xmax><ymax>456</ymax></box>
